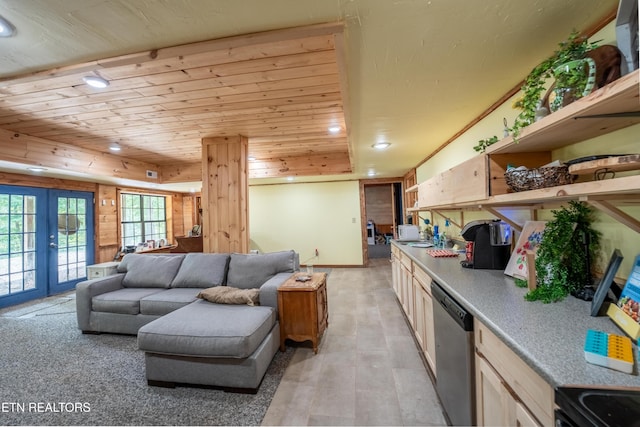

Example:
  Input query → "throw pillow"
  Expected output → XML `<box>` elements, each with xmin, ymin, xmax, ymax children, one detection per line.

<box><xmin>197</xmin><ymin>286</ymin><xmax>260</xmax><ymax>306</ymax></box>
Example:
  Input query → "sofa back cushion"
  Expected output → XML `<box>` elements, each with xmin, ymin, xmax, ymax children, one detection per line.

<box><xmin>226</xmin><ymin>250</ymin><xmax>298</xmax><ymax>289</ymax></box>
<box><xmin>120</xmin><ymin>254</ymin><xmax>185</xmax><ymax>288</ymax></box>
<box><xmin>170</xmin><ymin>253</ymin><xmax>230</xmax><ymax>288</ymax></box>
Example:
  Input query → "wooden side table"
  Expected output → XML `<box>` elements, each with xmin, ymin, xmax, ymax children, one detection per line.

<box><xmin>278</xmin><ymin>272</ymin><xmax>328</xmax><ymax>353</ymax></box>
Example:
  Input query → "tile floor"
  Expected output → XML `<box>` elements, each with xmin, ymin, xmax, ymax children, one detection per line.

<box><xmin>262</xmin><ymin>258</ymin><xmax>447</xmax><ymax>426</ymax></box>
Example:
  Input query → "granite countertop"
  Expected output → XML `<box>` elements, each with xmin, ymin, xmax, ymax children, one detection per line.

<box><xmin>392</xmin><ymin>241</ymin><xmax>640</xmax><ymax>388</ymax></box>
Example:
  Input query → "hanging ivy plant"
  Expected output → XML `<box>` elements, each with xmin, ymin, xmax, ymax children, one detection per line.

<box><xmin>473</xmin><ymin>135</ymin><xmax>499</xmax><ymax>153</ymax></box>
<box><xmin>511</xmin><ymin>31</ymin><xmax>599</xmax><ymax>140</ymax></box>
<box><xmin>524</xmin><ymin>201</ymin><xmax>600</xmax><ymax>303</ymax></box>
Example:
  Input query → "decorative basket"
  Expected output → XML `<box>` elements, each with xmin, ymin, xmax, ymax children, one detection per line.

<box><xmin>504</xmin><ymin>165</ymin><xmax>575</xmax><ymax>192</ymax></box>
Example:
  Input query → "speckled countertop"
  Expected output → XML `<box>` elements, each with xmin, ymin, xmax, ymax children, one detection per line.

<box><xmin>392</xmin><ymin>241</ymin><xmax>640</xmax><ymax>388</ymax></box>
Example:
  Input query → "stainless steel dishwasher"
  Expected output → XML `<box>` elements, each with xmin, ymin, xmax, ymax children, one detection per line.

<box><xmin>431</xmin><ymin>280</ymin><xmax>475</xmax><ymax>426</ymax></box>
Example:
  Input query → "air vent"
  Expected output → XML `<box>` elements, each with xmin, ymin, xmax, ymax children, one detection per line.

<box><xmin>146</xmin><ymin>170</ymin><xmax>158</xmax><ymax>179</ymax></box>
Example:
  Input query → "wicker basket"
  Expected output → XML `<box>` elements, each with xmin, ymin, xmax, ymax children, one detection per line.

<box><xmin>504</xmin><ymin>165</ymin><xmax>574</xmax><ymax>192</ymax></box>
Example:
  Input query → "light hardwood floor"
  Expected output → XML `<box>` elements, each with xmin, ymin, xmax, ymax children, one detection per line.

<box><xmin>262</xmin><ymin>258</ymin><xmax>447</xmax><ymax>426</ymax></box>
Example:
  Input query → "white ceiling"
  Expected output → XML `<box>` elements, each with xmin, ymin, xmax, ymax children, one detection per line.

<box><xmin>0</xmin><ymin>0</ymin><xmax>620</xmax><ymax>191</ymax></box>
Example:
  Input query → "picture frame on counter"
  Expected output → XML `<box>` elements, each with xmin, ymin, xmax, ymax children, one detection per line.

<box><xmin>591</xmin><ymin>248</ymin><xmax>623</xmax><ymax>316</ymax></box>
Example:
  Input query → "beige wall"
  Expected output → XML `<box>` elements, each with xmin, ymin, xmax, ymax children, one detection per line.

<box><xmin>249</xmin><ymin>180</ymin><xmax>363</xmax><ymax>266</ymax></box>
<box><xmin>416</xmin><ymin>22</ymin><xmax>640</xmax><ymax>278</ymax></box>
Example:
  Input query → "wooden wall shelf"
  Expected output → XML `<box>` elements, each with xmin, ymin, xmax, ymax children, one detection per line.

<box><xmin>413</xmin><ymin>69</ymin><xmax>640</xmax><ymax>233</ymax></box>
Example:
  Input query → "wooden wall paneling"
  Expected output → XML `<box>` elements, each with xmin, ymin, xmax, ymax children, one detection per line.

<box><xmin>97</xmin><ymin>184</ymin><xmax>118</xmax><ymax>246</ymax></box>
<box><xmin>182</xmin><ymin>196</ymin><xmax>194</xmax><ymax>239</ymax></box>
<box><xmin>0</xmin><ymin>170</ymin><xmax>96</xmax><ymax>191</ymax></box>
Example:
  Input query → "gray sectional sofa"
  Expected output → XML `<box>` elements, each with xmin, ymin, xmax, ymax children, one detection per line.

<box><xmin>75</xmin><ymin>250</ymin><xmax>299</xmax><ymax>392</ymax></box>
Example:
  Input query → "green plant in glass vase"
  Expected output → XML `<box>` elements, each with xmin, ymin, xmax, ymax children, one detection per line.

<box><xmin>511</xmin><ymin>31</ymin><xmax>599</xmax><ymax>139</ymax></box>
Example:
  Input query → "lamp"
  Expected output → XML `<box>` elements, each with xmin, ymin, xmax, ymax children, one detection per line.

<box><xmin>0</xmin><ymin>15</ymin><xmax>16</xmax><ymax>37</ymax></box>
<box><xmin>82</xmin><ymin>76</ymin><xmax>110</xmax><ymax>89</ymax></box>
<box><xmin>372</xmin><ymin>142</ymin><xmax>390</xmax><ymax>150</ymax></box>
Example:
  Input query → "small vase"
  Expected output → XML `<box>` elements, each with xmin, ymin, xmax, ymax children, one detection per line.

<box><xmin>549</xmin><ymin>58</ymin><xmax>596</xmax><ymax>112</ymax></box>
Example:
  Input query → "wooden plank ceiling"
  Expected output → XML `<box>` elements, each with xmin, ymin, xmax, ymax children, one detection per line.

<box><xmin>0</xmin><ymin>23</ymin><xmax>350</xmax><ymax>184</ymax></box>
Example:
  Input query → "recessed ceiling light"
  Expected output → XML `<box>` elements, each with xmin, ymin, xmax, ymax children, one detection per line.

<box><xmin>109</xmin><ymin>143</ymin><xmax>121</xmax><ymax>152</ymax></box>
<box><xmin>367</xmin><ymin>170</ymin><xmax>377</xmax><ymax>177</ymax></box>
<box><xmin>248</xmin><ymin>156</ymin><xmax>256</xmax><ymax>161</ymax></box>
<box><xmin>328</xmin><ymin>126</ymin><xmax>341</xmax><ymax>134</ymax></box>
<box><xmin>82</xmin><ymin>76</ymin><xmax>110</xmax><ymax>89</ymax></box>
<box><xmin>0</xmin><ymin>15</ymin><xmax>16</xmax><ymax>37</ymax></box>
<box><xmin>286</xmin><ymin>176</ymin><xmax>295</xmax><ymax>181</ymax></box>
<box><xmin>27</xmin><ymin>167</ymin><xmax>47</xmax><ymax>172</ymax></box>
<box><xmin>372</xmin><ymin>142</ymin><xmax>391</xmax><ymax>150</ymax></box>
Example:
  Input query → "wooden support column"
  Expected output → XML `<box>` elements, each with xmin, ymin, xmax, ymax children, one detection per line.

<box><xmin>201</xmin><ymin>136</ymin><xmax>249</xmax><ymax>253</ymax></box>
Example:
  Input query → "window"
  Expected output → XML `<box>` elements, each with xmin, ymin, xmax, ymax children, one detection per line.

<box><xmin>121</xmin><ymin>194</ymin><xmax>167</xmax><ymax>248</ymax></box>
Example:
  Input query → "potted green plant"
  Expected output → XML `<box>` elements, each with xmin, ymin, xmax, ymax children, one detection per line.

<box><xmin>515</xmin><ymin>201</ymin><xmax>601</xmax><ymax>303</ymax></box>
<box><xmin>511</xmin><ymin>31</ymin><xmax>599</xmax><ymax>139</ymax></box>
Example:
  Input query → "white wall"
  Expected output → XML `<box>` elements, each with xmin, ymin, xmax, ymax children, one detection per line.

<box><xmin>249</xmin><ymin>180</ymin><xmax>363</xmax><ymax>265</ymax></box>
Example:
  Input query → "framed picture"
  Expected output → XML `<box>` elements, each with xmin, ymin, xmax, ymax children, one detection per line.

<box><xmin>591</xmin><ymin>249</ymin><xmax>623</xmax><ymax>316</ymax></box>
<box><xmin>504</xmin><ymin>221</ymin><xmax>547</xmax><ymax>279</ymax></box>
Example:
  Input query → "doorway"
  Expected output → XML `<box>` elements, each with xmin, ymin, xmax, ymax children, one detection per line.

<box><xmin>0</xmin><ymin>186</ymin><xmax>94</xmax><ymax>308</ymax></box>
<box><xmin>361</xmin><ymin>180</ymin><xmax>404</xmax><ymax>261</ymax></box>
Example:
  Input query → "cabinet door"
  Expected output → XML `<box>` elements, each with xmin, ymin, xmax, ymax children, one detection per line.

<box><xmin>412</xmin><ymin>266</ymin><xmax>436</xmax><ymax>374</ymax></box>
<box><xmin>423</xmin><ymin>286</ymin><xmax>436</xmax><ymax>374</ymax></box>
<box><xmin>417</xmin><ymin>155</ymin><xmax>488</xmax><ymax>207</ymax></box>
<box><xmin>391</xmin><ymin>255</ymin><xmax>400</xmax><ymax>296</ymax></box>
<box><xmin>515</xmin><ymin>401</ymin><xmax>542</xmax><ymax>427</ymax></box>
<box><xmin>475</xmin><ymin>355</ymin><xmax>514</xmax><ymax>426</ymax></box>
<box><xmin>400</xmin><ymin>264</ymin><xmax>413</xmax><ymax>325</ymax></box>
<box><xmin>413</xmin><ymin>277</ymin><xmax>426</xmax><ymax>351</ymax></box>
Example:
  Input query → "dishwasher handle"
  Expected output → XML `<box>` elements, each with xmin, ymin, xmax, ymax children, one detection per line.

<box><xmin>431</xmin><ymin>281</ymin><xmax>474</xmax><ymax>331</ymax></box>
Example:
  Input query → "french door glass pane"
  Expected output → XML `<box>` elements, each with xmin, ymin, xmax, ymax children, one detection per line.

<box><xmin>57</xmin><ymin>196</ymin><xmax>87</xmax><ymax>283</ymax></box>
<box><xmin>0</xmin><ymin>194</ymin><xmax>37</xmax><ymax>297</ymax></box>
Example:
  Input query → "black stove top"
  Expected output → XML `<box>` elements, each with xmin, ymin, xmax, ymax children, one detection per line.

<box><xmin>556</xmin><ymin>386</ymin><xmax>640</xmax><ymax>427</ymax></box>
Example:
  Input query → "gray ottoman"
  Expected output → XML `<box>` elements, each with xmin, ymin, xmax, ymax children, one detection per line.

<box><xmin>137</xmin><ymin>299</ymin><xmax>280</xmax><ymax>392</ymax></box>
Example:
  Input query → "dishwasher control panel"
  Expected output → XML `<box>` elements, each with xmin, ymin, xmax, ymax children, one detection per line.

<box><xmin>431</xmin><ymin>281</ymin><xmax>473</xmax><ymax>331</ymax></box>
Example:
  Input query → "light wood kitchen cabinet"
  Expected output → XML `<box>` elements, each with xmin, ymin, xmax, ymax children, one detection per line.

<box><xmin>476</xmin><ymin>355</ymin><xmax>541</xmax><ymax>426</ymax></box>
<box><xmin>391</xmin><ymin>251</ymin><xmax>437</xmax><ymax>376</ymax></box>
<box><xmin>399</xmin><ymin>252</ymin><xmax>414</xmax><ymax>328</ymax></box>
<box><xmin>412</xmin><ymin>264</ymin><xmax>436</xmax><ymax>375</ymax></box>
<box><xmin>391</xmin><ymin>245</ymin><xmax>401</xmax><ymax>295</ymax></box>
<box><xmin>475</xmin><ymin>319</ymin><xmax>553</xmax><ymax>427</ymax></box>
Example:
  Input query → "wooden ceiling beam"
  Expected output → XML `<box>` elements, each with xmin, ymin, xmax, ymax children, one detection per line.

<box><xmin>0</xmin><ymin>128</ymin><xmax>160</xmax><ymax>183</ymax></box>
<box><xmin>161</xmin><ymin>151</ymin><xmax>352</xmax><ymax>183</ymax></box>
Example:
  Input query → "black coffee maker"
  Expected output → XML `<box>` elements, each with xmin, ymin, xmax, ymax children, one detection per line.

<box><xmin>460</xmin><ymin>220</ymin><xmax>512</xmax><ymax>270</ymax></box>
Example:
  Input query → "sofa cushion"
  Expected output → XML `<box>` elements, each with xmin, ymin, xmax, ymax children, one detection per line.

<box><xmin>139</xmin><ymin>288</ymin><xmax>202</xmax><ymax>316</ymax></box>
<box><xmin>226</xmin><ymin>250</ymin><xmax>297</xmax><ymax>289</ymax></box>
<box><xmin>92</xmin><ymin>288</ymin><xmax>164</xmax><ymax>315</ymax></box>
<box><xmin>197</xmin><ymin>286</ymin><xmax>260</xmax><ymax>306</ymax></box>
<box><xmin>170</xmin><ymin>253</ymin><xmax>230</xmax><ymax>288</ymax></box>
<box><xmin>137</xmin><ymin>299</ymin><xmax>276</xmax><ymax>358</ymax></box>
<box><xmin>121</xmin><ymin>254</ymin><xmax>185</xmax><ymax>288</ymax></box>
